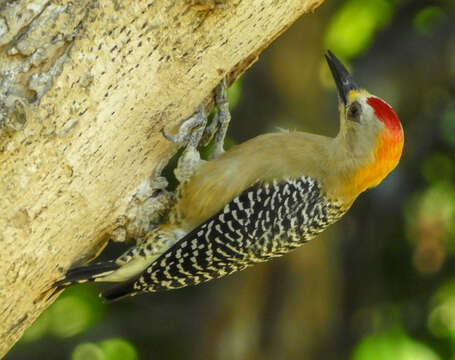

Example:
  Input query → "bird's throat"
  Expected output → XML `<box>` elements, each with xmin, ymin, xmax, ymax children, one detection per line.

<box><xmin>349</xmin><ymin>130</ymin><xmax>404</xmax><ymax>197</ymax></box>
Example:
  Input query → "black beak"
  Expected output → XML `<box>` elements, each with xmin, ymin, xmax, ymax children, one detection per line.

<box><xmin>325</xmin><ymin>50</ymin><xmax>359</xmax><ymax>105</ymax></box>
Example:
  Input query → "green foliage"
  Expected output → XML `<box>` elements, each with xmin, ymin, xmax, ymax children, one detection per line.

<box><xmin>21</xmin><ymin>286</ymin><xmax>105</xmax><ymax>343</ymax></box>
<box><xmin>227</xmin><ymin>77</ymin><xmax>242</xmax><ymax>110</ymax></box>
<box><xmin>50</xmin><ymin>289</ymin><xmax>104</xmax><ymax>338</ymax></box>
<box><xmin>20</xmin><ymin>307</ymin><xmax>52</xmax><ymax>343</ymax></box>
<box><xmin>324</xmin><ymin>0</ymin><xmax>393</xmax><ymax>59</ymax></box>
<box><xmin>71</xmin><ymin>343</ymin><xmax>105</xmax><ymax>360</ymax></box>
<box><xmin>99</xmin><ymin>338</ymin><xmax>138</xmax><ymax>360</ymax></box>
<box><xmin>71</xmin><ymin>339</ymin><xmax>137</xmax><ymax>360</ymax></box>
<box><xmin>405</xmin><ymin>180</ymin><xmax>455</xmax><ymax>240</ymax></box>
<box><xmin>441</xmin><ymin>106</ymin><xmax>455</xmax><ymax>147</ymax></box>
<box><xmin>421</xmin><ymin>153</ymin><xmax>454</xmax><ymax>185</ymax></box>
<box><xmin>352</xmin><ymin>330</ymin><xmax>440</xmax><ymax>360</ymax></box>
<box><xmin>428</xmin><ymin>280</ymin><xmax>455</xmax><ymax>342</ymax></box>
<box><xmin>413</xmin><ymin>7</ymin><xmax>448</xmax><ymax>35</ymax></box>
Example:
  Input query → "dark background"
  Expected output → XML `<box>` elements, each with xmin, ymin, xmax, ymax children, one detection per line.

<box><xmin>9</xmin><ymin>0</ymin><xmax>455</xmax><ymax>359</ymax></box>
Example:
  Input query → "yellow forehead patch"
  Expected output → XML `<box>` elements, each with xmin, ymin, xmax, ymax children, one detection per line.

<box><xmin>348</xmin><ymin>89</ymin><xmax>371</xmax><ymax>103</ymax></box>
<box><xmin>348</xmin><ymin>90</ymin><xmax>360</xmax><ymax>102</ymax></box>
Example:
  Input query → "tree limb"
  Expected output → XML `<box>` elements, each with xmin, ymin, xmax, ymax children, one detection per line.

<box><xmin>0</xmin><ymin>0</ymin><xmax>324</xmax><ymax>356</ymax></box>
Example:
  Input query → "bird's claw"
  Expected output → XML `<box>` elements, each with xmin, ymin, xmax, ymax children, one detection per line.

<box><xmin>161</xmin><ymin>105</ymin><xmax>206</xmax><ymax>146</ymax></box>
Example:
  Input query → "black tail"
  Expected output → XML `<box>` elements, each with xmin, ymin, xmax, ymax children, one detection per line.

<box><xmin>54</xmin><ymin>261</ymin><xmax>120</xmax><ymax>287</ymax></box>
<box><xmin>101</xmin><ymin>277</ymin><xmax>140</xmax><ymax>303</ymax></box>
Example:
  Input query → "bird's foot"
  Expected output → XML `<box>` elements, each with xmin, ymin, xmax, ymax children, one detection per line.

<box><xmin>161</xmin><ymin>104</ymin><xmax>207</xmax><ymax>147</ymax></box>
<box><xmin>200</xmin><ymin>78</ymin><xmax>231</xmax><ymax>159</ymax></box>
<box><xmin>164</xmin><ymin>104</ymin><xmax>207</xmax><ymax>183</ymax></box>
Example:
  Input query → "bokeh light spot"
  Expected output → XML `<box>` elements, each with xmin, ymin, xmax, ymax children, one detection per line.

<box><xmin>352</xmin><ymin>330</ymin><xmax>441</xmax><ymax>360</ymax></box>
<box><xmin>71</xmin><ymin>343</ymin><xmax>105</xmax><ymax>360</ymax></box>
<box><xmin>99</xmin><ymin>338</ymin><xmax>138</xmax><ymax>360</ymax></box>
<box><xmin>20</xmin><ymin>309</ymin><xmax>51</xmax><ymax>343</ymax></box>
<box><xmin>49</xmin><ymin>287</ymin><xmax>105</xmax><ymax>338</ymax></box>
<box><xmin>324</xmin><ymin>0</ymin><xmax>393</xmax><ymax>59</ymax></box>
<box><xmin>421</xmin><ymin>153</ymin><xmax>454</xmax><ymax>184</ymax></box>
<box><xmin>413</xmin><ymin>7</ymin><xmax>447</xmax><ymax>35</ymax></box>
<box><xmin>428</xmin><ymin>280</ymin><xmax>455</xmax><ymax>341</ymax></box>
<box><xmin>441</xmin><ymin>106</ymin><xmax>455</xmax><ymax>147</ymax></box>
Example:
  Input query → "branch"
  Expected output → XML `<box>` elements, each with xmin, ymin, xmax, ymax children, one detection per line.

<box><xmin>0</xmin><ymin>0</ymin><xmax>324</xmax><ymax>356</ymax></box>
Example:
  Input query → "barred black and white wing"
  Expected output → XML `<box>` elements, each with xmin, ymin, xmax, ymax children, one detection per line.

<box><xmin>102</xmin><ymin>176</ymin><xmax>345</xmax><ymax>302</ymax></box>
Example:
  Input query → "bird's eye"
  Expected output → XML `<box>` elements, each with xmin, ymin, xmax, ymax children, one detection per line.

<box><xmin>347</xmin><ymin>101</ymin><xmax>362</xmax><ymax>122</ymax></box>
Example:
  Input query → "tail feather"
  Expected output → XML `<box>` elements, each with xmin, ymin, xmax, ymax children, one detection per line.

<box><xmin>101</xmin><ymin>277</ymin><xmax>140</xmax><ymax>303</ymax></box>
<box><xmin>54</xmin><ymin>261</ymin><xmax>120</xmax><ymax>287</ymax></box>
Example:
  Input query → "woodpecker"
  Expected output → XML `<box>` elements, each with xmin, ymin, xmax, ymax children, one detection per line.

<box><xmin>56</xmin><ymin>51</ymin><xmax>404</xmax><ymax>302</ymax></box>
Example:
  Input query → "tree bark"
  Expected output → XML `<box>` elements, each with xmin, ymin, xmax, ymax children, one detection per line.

<box><xmin>0</xmin><ymin>0</ymin><xmax>324</xmax><ymax>356</ymax></box>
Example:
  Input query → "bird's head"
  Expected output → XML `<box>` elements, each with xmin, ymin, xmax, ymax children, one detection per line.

<box><xmin>325</xmin><ymin>51</ymin><xmax>404</xmax><ymax>196</ymax></box>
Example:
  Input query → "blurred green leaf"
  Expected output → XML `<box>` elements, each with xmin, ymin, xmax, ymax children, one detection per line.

<box><xmin>413</xmin><ymin>7</ymin><xmax>447</xmax><ymax>35</ymax></box>
<box><xmin>227</xmin><ymin>78</ymin><xmax>242</xmax><ymax>110</ymax></box>
<box><xmin>71</xmin><ymin>343</ymin><xmax>105</xmax><ymax>360</ymax></box>
<box><xmin>20</xmin><ymin>308</ymin><xmax>51</xmax><ymax>343</ymax></box>
<box><xmin>421</xmin><ymin>153</ymin><xmax>454</xmax><ymax>184</ymax></box>
<box><xmin>49</xmin><ymin>286</ymin><xmax>105</xmax><ymax>338</ymax></box>
<box><xmin>441</xmin><ymin>106</ymin><xmax>455</xmax><ymax>147</ymax></box>
<box><xmin>405</xmin><ymin>182</ymin><xmax>455</xmax><ymax>247</ymax></box>
<box><xmin>428</xmin><ymin>280</ymin><xmax>455</xmax><ymax>341</ymax></box>
<box><xmin>50</xmin><ymin>296</ymin><xmax>95</xmax><ymax>338</ymax></box>
<box><xmin>19</xmin><ymin>286</ymin><xmax>106</xmax><ymax>344</ymax></box>
<box><xmin>352</xmin><ymin>330</ymin><xmax>441</xmax><ymax>360</ymax></box>
<box><xmin>324</xmin><ymin>0</ymin><xmax>393</xmax><ymax>59</ymax></box>
<box><xmin>99</xmin><ymin>338</ymin><xmax>138</xmax><ymax>360</ymax></box>
<box><xmin>415</xmin><ymin>183</ymin><xmax>455</xmax><ymax>225</ymax></box>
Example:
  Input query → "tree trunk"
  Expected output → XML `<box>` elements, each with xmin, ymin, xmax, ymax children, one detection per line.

<box><xmin>0</xmin><ymin>0</ymin><xmax>324</xmax><ymax>356</ymax></box>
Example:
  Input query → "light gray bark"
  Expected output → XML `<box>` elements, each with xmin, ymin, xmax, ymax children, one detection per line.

<box><xmin>0</xmin><ymin>0</ymin><xmax>324</xmax><ymax>356</ymax></box>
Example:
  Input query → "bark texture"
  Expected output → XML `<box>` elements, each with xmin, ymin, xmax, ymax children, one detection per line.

<box><xmin>0</xmin><ymin>0</ymin><xmax>324</xmax><ymax>356</ymax></box>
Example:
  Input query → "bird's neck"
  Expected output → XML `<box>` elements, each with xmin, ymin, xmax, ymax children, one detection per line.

<box><xmin>332</xmin><ymin>127</ymin><xmax>404</xmax><ymax>202</ymax></box>
<box><xmin>352</xmin><ymin>133</ymin><xmax>402</xmax><ymax>192</ymax></box>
